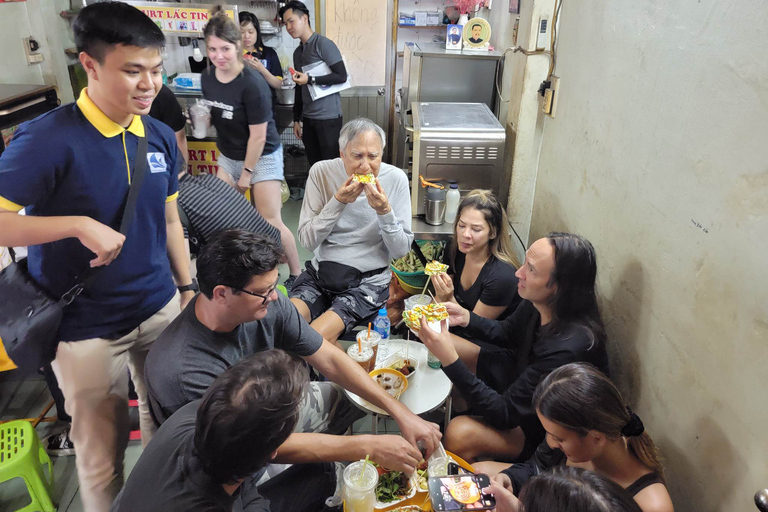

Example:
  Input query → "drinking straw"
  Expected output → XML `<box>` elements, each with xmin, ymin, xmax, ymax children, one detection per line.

<box><xmin>358</xmin><ymin>337</ymin><xmax>362</xmax><ymax>354</ymax></box>
<box><xmin>421</xmin><ymin>278</ymin><xmax>430</xmax><ymax>297</ymax></box>
<box><xmin>358</xmin><ymin>454</ymin><xmax>371</xmax><ymax>485</ymax></box>
<box><xmin>367</xmin><ymin>322</ymin><xmax>372</xmax><ymax>340</ymax></box>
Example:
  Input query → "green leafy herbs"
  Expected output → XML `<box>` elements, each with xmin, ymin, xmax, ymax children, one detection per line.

<box><xmin>376</xmin><ymin>470</ymin><xmax>411</xmax><ymax>502</ymax></box>
<box><xmin>391</xmin><ymin>242</ymin><xmax>445</xmax><ymax>273</ymax></box>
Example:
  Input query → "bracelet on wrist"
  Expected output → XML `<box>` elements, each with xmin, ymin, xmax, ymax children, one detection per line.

<box><xmin>242</xmin><ymin>167</ymin><xmax>254</xmax><ymax>174</ymax></box>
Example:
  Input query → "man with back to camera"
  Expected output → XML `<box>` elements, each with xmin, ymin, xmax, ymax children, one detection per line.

<box><xmin>112</xmin><ymin>350</ymin><xmax>307</xmax><ymax>512</ymax></box>
<box><xmin>0</xmin><ymin>3</ymin><xmax>194</xmax><ymax>510</ymax></box>
<box><xmin>144</xmin><ymin>229</ymin><xmax>441</xmax><ymax>499</ymax></box>
<box><xmin>280</xmin><ymin>0</ymin><xmax>347</xmax><ymax>167</ymax></box>
<box><xmin>469</xmin><ymin>23</ymin><xmax>484</xmax><ymax>43</ymax></box>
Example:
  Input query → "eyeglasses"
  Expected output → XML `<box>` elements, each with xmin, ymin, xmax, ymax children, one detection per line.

<box><xmin>234</xmin><ymin>284</ymin><xmax>278</xmax><ymax>304</ymax></box>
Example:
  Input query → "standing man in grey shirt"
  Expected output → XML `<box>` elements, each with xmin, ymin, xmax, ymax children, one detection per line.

<box><xmin>280</xmin><ymin>1</ymin><xmax>347</xmax><ymax>167</ymax></box>
<box><xmin>290</xmin><ymin>118</ymin><xmax>413</xmax><ymax>345</ymax></box>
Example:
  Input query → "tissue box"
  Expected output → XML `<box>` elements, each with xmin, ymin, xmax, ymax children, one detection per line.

<box><xmin>399</xmin><ymin>13</ymin><xmax>416</xmax><ymax>25</ymax></box>
<box><xmin>426</xmin><ymin>11</ymin><xmax>440</xmax><ymax>26</ymax></box>
<box><xmin>414</xmin><ymin>10</ymin><xmax>427</xmax><ymax>26</ymax></box>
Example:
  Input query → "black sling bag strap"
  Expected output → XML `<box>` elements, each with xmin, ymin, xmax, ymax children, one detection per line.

<box><xmin>0</xmin><ymin>134</ymin><xmax>149</xmax><ymax>374</ymax></box>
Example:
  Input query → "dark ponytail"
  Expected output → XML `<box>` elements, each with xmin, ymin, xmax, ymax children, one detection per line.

<box><xmin>534</xmin><ymin>363</ymin><xmax>665</xmax><ymax>479</ymax></box>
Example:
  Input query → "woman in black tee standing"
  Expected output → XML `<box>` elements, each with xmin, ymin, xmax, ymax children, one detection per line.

<box><xmin>202</xmin><ymin>7</ymin><xmax>302</xmax><ymax>286</ymax></box>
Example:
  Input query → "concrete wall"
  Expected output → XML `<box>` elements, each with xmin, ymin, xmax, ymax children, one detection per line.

<box><xmin>0</xmin><ymin>0</ymin><xmax>76</xmax><ymax>103</ymax></box>
<box><xmin>528</xmin><ymin>1</ymin><xmax>768</xmax><ymax>510</ymax></box>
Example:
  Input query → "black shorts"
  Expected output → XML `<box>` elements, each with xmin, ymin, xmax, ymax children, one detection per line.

<box><xmin>289</xmin><ymin>262</ymin><xmax>389</xmax><ymax>334</ymax></box>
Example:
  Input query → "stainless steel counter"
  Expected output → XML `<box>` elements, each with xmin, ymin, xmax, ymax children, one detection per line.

<box><xmin>412</xmin><ymin>216</ymin><xmax>453</xmax><ymax>241</ymax></box>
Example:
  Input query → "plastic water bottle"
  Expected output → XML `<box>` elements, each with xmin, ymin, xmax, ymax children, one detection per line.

<box><xmin>161</xmin><ymin>48</ymin><xmax>169</xmax><ymax>85</ymax></box>
<box><xmin>444</xmin><ymin>183</ymin><xmax>461</xmax><ymax>224</ymax></box>
<box><xmin>373</xmin><ymin>308</ymin><xmax>390</xmax><ymax>360</ymax></box>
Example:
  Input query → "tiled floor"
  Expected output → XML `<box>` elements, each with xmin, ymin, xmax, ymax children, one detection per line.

<box><xmin>0</xmin><ymin>197</ymin><xmax>401</xmax><ymax>511</ymax></box>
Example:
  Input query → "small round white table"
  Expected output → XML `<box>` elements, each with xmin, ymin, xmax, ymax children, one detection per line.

<box><xmin>344</xmin><ymin>339</ymin><xmax>453</xmax><ymax>434</ymax></box>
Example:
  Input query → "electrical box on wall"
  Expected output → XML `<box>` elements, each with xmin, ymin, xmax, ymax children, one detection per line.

<box><xmin>542</xmin><ymin>75</ymin><xmax>560</xmax><ymax>118</ymax></box>
<box><xmin>536</xmin><ymin>15</ymin><xmax>550</xmax><ymax>51</ymax></box>
<box><xmin>23</xmin><ymin>37</ymin><xmax>44</xmax><ymax>65</ymax></box>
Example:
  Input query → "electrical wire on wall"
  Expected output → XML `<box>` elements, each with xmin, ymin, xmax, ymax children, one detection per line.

<box><xmin>494</xmin><ymin>0</ymin><xmax>563</xmax><ymax>102</ymax></box>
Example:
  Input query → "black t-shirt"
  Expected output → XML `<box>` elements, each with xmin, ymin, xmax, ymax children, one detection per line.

<box><xmin>245</xmin><ymin>46</ymin><xmax>283</xmax><ymax>114</ymax></box>
<box><xmin>442</xmin><ymin>301</ymin><xmax>609</xmax><ymax>442</ymax></box>
<box><xmin>111</xmin><ymin>400</ymin><xmax>261</xmax><ymax>512</ymax></box>
<box><xmin>453</xmin><ymin>251</ymin><xmax>522</xmax><ymax>322</ymax></box>
<box><xmin>201</xmin><ymin>67</ymin><xmax>280</xmax><ymax>161</ymax></box>
<box><xmin>145</xmin><ymin>293</ymin><xmax>323</xmax><ymax>424</ymax></box>
<box><xmin>149</xmin><ymin>84</ymin><xmax>187</xmax><ymax>132</ymax></box>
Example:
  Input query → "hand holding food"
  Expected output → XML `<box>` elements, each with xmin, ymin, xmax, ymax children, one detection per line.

<box><xmin>364</xmin><ymin>179</ymin><xmax>391</xmax><ymax>215</ymax></box>
<box><xmin>395</xmin><ymin>413</ymin><xmax>442</xmax><ymax>461</ymax></box>
<box><xmin>417</xmin><ymin>315</ymin><xmax>458</xmax><ymax>366</ymax></box>
<box><xmin>443</xmin><ymin>301</ymin><xmax>471</xmax><ymax>328</ymax></box>
<box><xmin>292</xmin><ymin>70</ymin><xmax>309</xmax><ymax>85</ymax></box>
<box><xmin>334</xmin><ymin>174</ymin><xmax>364</xmax><ymax>204</ymax></box>
<box><xmin>431</xmin><ymin>272</ymin><xmax>455</xmax><ymax>303</ymax></box>
<box><xmin>367</xmin><ymin>435</ymin><xmax>422</xmax><ymax>475</ymax></box>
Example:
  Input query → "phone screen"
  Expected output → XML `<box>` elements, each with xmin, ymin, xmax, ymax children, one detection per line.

<box><xmin>428</xmin><ymin>474</ymin><xmax>496</xmax><ymax>511</ymax></box>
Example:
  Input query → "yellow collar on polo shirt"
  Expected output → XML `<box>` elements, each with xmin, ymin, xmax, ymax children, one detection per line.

<box><xmin>76</xmin><ymin>88</ymin><xmax>145</xmax><ymax>138</ymax></box>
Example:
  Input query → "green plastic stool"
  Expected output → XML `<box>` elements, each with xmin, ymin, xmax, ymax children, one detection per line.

<box><xmin>277</xmin><ymin>284</ymin><xmax>288</xmax><ymax>297</ymax></box>
<box><xmin>0</xmin><ymin>420</ymin><xmax>56</xmax><ymax>512</ymax></box>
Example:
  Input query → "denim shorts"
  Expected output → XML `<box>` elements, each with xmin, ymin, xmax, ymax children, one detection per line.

<box><xmin>218</xmin><ymin>145</ymin><xmax>284</xmax><ymax>185</ymax></box>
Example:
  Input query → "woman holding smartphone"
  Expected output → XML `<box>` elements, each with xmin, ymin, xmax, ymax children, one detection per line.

<box><xmin>202</xmin><ymin>7</ymin><xmax>301</xmax><ymax>287</ymax></box>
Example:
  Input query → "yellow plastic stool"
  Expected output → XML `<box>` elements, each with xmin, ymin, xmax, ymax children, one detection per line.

<box><xmin>0</xmin><ymin>420</ymin><xmax>56</xmax><ymax>512</ymax></box>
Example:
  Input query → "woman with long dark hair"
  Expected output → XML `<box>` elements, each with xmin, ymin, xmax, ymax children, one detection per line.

<box><xmin>431</xmin><ymin>190</ymin><xmax>522</xmax><ymax>325</ymax></box>
<box><xmin>484</xmin><ymin>363</ymin><xmax>674</xmax><ymax>512</ymax></box>
<box><xmin>419</xmin><ymin>232</ymin><xmax>609</xmax><ymax>463</ymax></box>
<box><xmin>202</xmin><ymin>8</ymin><xmax>302</xmax><ymax>287</ymax></box>
<box><xmin>239</xmin><ymin>12</ymin><xmax>283</xmax><ymax>96</ymax></box>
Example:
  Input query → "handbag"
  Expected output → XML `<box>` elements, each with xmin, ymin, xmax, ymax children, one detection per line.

<box><xmin>0</xmin><ymin>135</ymin><xmax>149</xmax><ymax>374</ymax></box>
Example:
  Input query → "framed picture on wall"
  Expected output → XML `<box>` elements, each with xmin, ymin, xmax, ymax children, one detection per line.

<box><xmin>509</xmin><ymin>0</ymin><xmax>520</xmax><ymax>14</ymax></box>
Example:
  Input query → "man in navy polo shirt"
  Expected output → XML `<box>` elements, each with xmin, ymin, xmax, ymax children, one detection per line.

<box><xmin>0</xmin><ymin>3</ymin><xmax>194</xmax><ymax>510</ymax></box>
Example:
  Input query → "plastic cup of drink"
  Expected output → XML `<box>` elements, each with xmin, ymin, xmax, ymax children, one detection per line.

<box><xmin>343</xmin><ymin>460</ymin><xmax>379</xmax><ymax>512</ymax></box>
<box><xmin>427</xmin><ymin>350</ymin><xmax>441</xmax><ymax>369</ymax></box>
<box><xmin>347</xmin><ymin>344</ymin><xmax>375</xmax><ymax>373</ymax></box>
<box><xmin>428</xmin><ymin>456</ymin><xmax>450</xmax><ymax>477</ymax></box>
<box><xmin>356</xmin><ymin>330</ymin><xmax>382</xmax><ymax>364</ymax></box>
<box><xmin>405</xmin><ymin>293</ymin><xmax>432</xmax><ymax>311</ymax></box>
<box><xmin>189</xmin><ymin>103</ymin><xmax>210</xmax><ymax>139</ymax></box>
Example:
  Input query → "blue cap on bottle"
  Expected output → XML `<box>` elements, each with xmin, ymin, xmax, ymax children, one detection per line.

<box><xmin>379</xmin><ymin>308</ymin><xmax>386</xmax><ymax>315</ymax></box>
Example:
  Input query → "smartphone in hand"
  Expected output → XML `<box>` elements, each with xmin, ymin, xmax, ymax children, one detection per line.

<box><xmin>429</xmin><ymin>473</ymin><xmax>496</xmax><ymax>511</ymax></box>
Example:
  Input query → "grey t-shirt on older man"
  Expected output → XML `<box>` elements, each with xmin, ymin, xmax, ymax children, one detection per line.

<box><xmin>297</xmin><ymin>158</ymin><xmax>413</xmax><ymax>287</ymax></box>
<box><xmin>293</xmin><ymin>32</ymin><xmax>344</xmax><ymax>120</ymax></box>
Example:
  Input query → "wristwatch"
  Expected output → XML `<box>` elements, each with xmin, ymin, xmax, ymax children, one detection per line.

<box><xmin>178</xmin><ymin>279</ymin><xmax>198</xmax><ymax>294</ymax></box>
<box><xmin>308</xmin><ymin>74</ymin><xmax>317</xmax><ymax>86</ymax></box>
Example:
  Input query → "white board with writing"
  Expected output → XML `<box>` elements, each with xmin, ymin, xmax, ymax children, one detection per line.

<box><xmin>326</xmin><ymin>0</ymin><xmax>387</xmax><ymax>87</ymax></box>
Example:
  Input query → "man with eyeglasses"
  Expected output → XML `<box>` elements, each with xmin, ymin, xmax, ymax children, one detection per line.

<box><xmin>144</xmin><ymin>228</ymin><xmax>441</xmax><ymax>507</ymax></box>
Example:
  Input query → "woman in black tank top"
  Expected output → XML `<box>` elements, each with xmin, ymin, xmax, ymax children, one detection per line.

<box><xmin>479</xmin><ymin>363</ymin><xmax>675</xmax><ymax>512</ymax></box>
